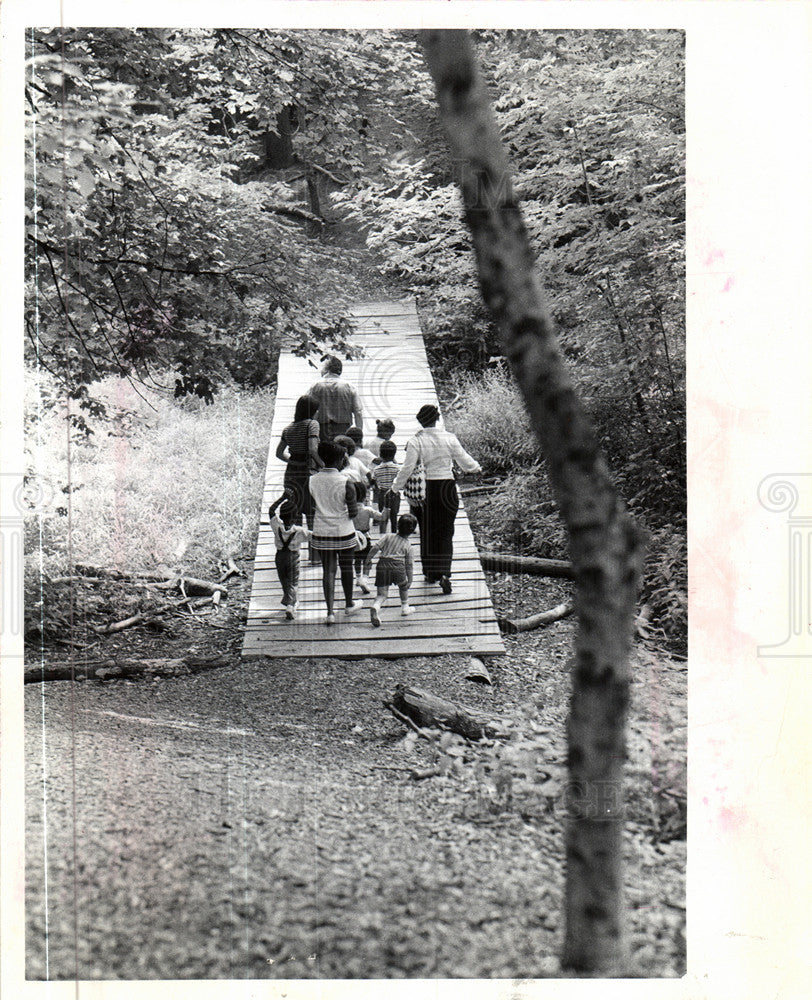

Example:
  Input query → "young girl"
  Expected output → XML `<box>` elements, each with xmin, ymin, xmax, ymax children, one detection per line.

<box><xmin>351</xmin><ymin>481</ymin><xmax>387</xmax><ymax>593</ymax></box>
<box><xmin>364</xmin><ymin>513</ymin><xmax>418</xmax><ymax>626</ymax></box>
<box><xmin>366</xmin><ymin>417</ymin><xmax>395</xmax><ymax>459</ymax></box>
<box><xmin>308</xmin><ymin>440</ymin><xmax>364</xmax><ymax>625</ymax></box>
<box><xmin>333</xmin><ymin>434</ymin><xmax>371</xmax><ymax>486</ymax></box>
<box><xmin>268</xmin><ymin>490</ymin><xmax>310</xmax><ymax>619</ymax></box>
<box><xmin>346</xmin><ymin>426</ymin><xmax>375</xmax><ymax>469</ymax></box>
<box><xmin>372</xmin><ymin>439</ymin><xmax>401</xmax><ymax>533</ymax></box>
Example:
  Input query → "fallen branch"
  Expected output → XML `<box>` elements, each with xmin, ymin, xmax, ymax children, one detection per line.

<box><xmin>308</xmin><ymin>161</ymin><xmax>349</xmax><ymax>186</ymax></box>
<box><xmin>93</xmin><ymin>612</ymin><xmax>153</xmax><ymax>635</ymax></box>
<box><xmin>218</xmin><ymin>557</ymin><xmax>244</xmax><ymax>583</ymax></box>
<box><xmin>480</xmin><ymin>551</ymin><xmax>574</xmax><ymax>578</ymax></box>
<box><xmin>262</xmin><ymin>203</ymin><xmax>324</xmax><ymax>225</ymax></box>
<box><xmin>24</xmin><ymin>655</ymin><xmax>232</xmax><ymax>684</ymax></box>
<box><xmin>458</xmin><ymin>484</ymin><xmax>502</xmax><ymax>497</ymax></box>
<box><xmin>498</xmin><ymin>601</ymin><xmax>574</xmax><ymax>634</ymax></box>
<box><xmin>174</xmin><ymin>576</ymin><xmax>228</xmax><ymax>597</ymax></box>
<box><xmin>92</xmin><ymin>593</ymin><xmax>213</xmax><ymax>634</ymax></box>
<box><xmin>73</xmin><ymin>566</ymin><xmax>175</xmax><ymax>583</ymax></box>
<box><xmin>388</xmin><ymin>685</ymin><xmax>508</xmax><ymax>741</ymax></box>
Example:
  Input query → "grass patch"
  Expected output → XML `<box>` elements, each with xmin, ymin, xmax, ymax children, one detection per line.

<box><xmin>25</xmin><ymin>373</ymin><xmax>274</xmax><ymax>594</ymax></box>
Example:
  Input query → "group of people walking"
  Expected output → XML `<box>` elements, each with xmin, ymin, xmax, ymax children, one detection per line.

<box><xmin>268</xmin><ymin>356</ymin><xmax>481</xmax><ymax>626</ymax></box>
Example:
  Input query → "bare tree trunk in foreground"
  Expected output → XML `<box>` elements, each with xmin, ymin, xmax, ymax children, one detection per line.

<box><xmin>422</xmin><ymin>30</ymin><xmax>646</xmax><ymax>975</ymax></box>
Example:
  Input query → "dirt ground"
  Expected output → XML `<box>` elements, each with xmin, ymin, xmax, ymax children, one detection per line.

<box><xmin>25</xmin><ymin>547</ymin><xmax>685</xmax><ymax>980</ymax></box>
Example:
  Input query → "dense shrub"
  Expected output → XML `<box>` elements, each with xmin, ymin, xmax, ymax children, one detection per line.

<box><xmin>446</xmin><ymin>368</ymin><xmax>686</xmax><ymax>651</ymax></box>
<box><xmin>444</xmin><ymin>367</ymin><xmax>541</xmax><ymax>474</ymax></box>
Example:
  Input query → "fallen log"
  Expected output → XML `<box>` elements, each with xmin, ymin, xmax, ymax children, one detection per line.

<box><xmin>458</xmin><ymin>483</ymin><xmax>502</xmax><ymax>497</ymax></box>
<box><xmin>71</xmin><ymin>566</ymin><xmax>229</xmax><ymax>596</ymax></box>
<box><xmin>479</xmin><ymin>551</ymin><xmax>574</xmax><ymax>578</ymax></box>
<box><xmin>73</xmin><ymin>565</ymin><xmax>175</xmax><ymax>583</ymax></box>
<box><xmin>24</xmin><ymin>655</ymin><xmax>232</xmax><ymax>684</ymax></box>
<box><xmin>498</xmin><ymin>601</ymin><xmax>574</xmax><ymax>634</ymax></box>
<box><xmin>174</xmin><ymin>576</ymin><xmax>228</xmax><ymax>597</ymax></box>
<box><xmin>386</xmin><ymin>684</ymin><xmax>507</xmax><ymax>741</ymax></box>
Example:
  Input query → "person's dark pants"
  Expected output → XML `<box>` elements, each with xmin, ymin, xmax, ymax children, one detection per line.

<box><xmin>283</xmin><ymin>462</ymin><xmax>314</xmax><ymax>530</ymax></box>
<box><xmin>378</xmin><ymin>491</ymin><xmax>400</xmax><ymax>533</ymax></box>
<box><xmin>319</xmin><ymin>420</ymin><xmax>351</xmax><ymax>442</ymax></box>
<box><xmin>423</xmin><ymin>479</ymin><xmax>458</xmax><ymax>580</ymax></box>
<box><xmin>409</xmin><ymin>503</ymin><xmax>425</xmax><ymax>566</ymax></box>
<box><xmin>274</xmin><ymin>548</ymin><xmax>300</xmax><ymax>606</ymax></box>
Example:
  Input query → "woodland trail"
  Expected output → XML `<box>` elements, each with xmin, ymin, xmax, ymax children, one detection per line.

<box><xmin>25</xmin><ymin>575</ymin><xmax>686</xmax><ymax>980</ymax></box>
<box><xmin>244</xmin><ymin>298</ymin><xmax>504</xmax><ymax>659</ymax></box>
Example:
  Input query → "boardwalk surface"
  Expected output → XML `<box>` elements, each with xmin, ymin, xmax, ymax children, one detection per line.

<box><xmin>242</xmin><ymin>299</ymin><xmax>505</xmax><ymax>658</ymax></box>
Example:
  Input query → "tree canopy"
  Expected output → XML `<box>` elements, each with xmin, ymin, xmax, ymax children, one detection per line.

<box><xmin>26</xmin><ymin>27</ymin><xmax>683</xmax><ymax>523</ymax></box>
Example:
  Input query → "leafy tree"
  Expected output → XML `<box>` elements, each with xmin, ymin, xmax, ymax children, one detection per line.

<box><xmin>24</xmin><ymin>28</ymin><xmax>405</xmax><ymax>417</ymax></box>
<box><xmin>333</xmin><ymin>28</ymin><xmax>685</xmax><ymax>525</ymax></box>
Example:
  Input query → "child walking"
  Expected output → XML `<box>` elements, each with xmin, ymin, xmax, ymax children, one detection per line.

<box><xmin>364</xmin><ymin>513</ymin><xmax>418</xmax><ymax>626</ymax></box>
<box><xmin>372</xmin><ymin>439</ymin><xmax>401</xmax><ymax>533</ymax></box>
<box><xmin>333</xmin><ymin>434</ymin><xmax>371</xmax><ymax>486</ymax></box>
<box><xmin>366</xmin><ymin>417</ymin><xmax>395</xmax><ymax>460</ymax></box>
<box><xmin>346</xmin><ymin>426</ymin><xmax>376</xmax><ymax>469</ymax></box>
<box><xmin>268</xmin><ymin>491</ymin><xmax>310</xmax><ymax>619</ymax></box>
<box><xmin>351</xmin><ymin>481</ymin><xmax>387</xmax><ymax>594</ymax></box>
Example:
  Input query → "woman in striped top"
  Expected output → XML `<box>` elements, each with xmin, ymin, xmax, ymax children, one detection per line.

<box><xmin>308</xmin><ymin>440</ymin><xmax>364</xmax><ymax>625</ymax></box>
<box><xmin>275</xmin><ymin>395</ymin><xmax>322</xmax><ymax>527</ymax></box>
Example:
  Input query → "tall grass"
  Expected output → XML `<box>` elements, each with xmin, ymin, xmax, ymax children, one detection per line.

<box><xmin>25</xmin><ymin>373</ymin><xmax>274</xmax><ymax>585</ymax></box>
<box><xmin>444</xmin><ymin>367</ymin><xmax>541</xmax><ymax>474</ymax></box>
<box><xmin>444</xmin><ymin>365</ymin><xmax>687</xmax><ymax>653</ymax></box>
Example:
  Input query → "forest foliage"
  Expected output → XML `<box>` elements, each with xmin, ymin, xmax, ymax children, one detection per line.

<box><xmin>25</xmin><ymin>28</ymin><xmax>685</xmax><ymax>645</ymax></box>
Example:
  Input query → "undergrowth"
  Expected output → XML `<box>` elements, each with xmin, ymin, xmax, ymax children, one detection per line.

<box><xmin>446</xmin><ymin>368</ymin><xmax>687</xmax><ymax>654</ymax></box>
<box><xmin>24</xmin><ymin>372</ymin><xmax>274</xmax><ymax>628</ymax></box>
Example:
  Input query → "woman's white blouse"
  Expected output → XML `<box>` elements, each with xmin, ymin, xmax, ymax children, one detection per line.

<box><xmin>392</xmin><ymin>428</ymin><xmax>481</xmax><ymax>491</ymax></box>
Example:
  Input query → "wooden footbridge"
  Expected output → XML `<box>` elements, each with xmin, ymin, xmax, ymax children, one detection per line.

<box><xmin>242</xmin><ymin>299</ymin><xmax>505</xmax><ymax>659</ymax></box>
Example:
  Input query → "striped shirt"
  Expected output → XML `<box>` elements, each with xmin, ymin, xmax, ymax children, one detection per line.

<box><xmin>368</xmin><ymin>532</ymin><xmax>413</xmax><ymax>574</ymax></box>
<box><xmin>372</xmin><ymin>461</ymin><xmax>400</xmax><ymax>492</ymax></box>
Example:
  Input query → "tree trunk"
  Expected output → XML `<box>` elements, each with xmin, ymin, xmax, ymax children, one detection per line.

<box><xmin>421</xmin><ymin>31</ymin><xmax>645</xmax><ymax>975</ymax></box>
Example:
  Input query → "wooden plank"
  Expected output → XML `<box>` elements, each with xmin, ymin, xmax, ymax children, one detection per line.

<box><xmin>242</xmin><ymin>297</ymin><xmax>504</xmax><ymax>659</ymax></box>
<box><xmin>242</xmin><ymin>635</ymin><xmax>507</xmax><ymax>659</ymax></box>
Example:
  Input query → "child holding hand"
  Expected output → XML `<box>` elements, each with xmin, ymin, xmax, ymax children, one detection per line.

<box><xmin>372</xmin><ymin>439</ymin><xmax>401</xmax><ymax>533</ymax></box>
<box><xmin>334</xmin><ymin>434</ymin><xmax>370</xmax><ymax>486</ymax></box>
<box><xmin>268</xmin><ymin>490</ymin><xmax>310</xmax><ymax>619</ymax></box>
<box><xmin>364</xmin><ymin>513</ymin><xmax>418</xmax><ymax>626</ymax></box>
<box><xmin>352</xmin><ymin>481</ymin><xmax>387</xmax><ymax>593</ymax></box>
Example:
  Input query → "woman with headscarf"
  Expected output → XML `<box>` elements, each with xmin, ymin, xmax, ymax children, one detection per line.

<box><xmin>390</xmin><ymin>403</ymin><xmax>481</xmax><ymax>594</ymax></box>
<box><xmin>276</xmin><ymin>394</ymin><xmax>322</xmax><ymax>527</ymax></box>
